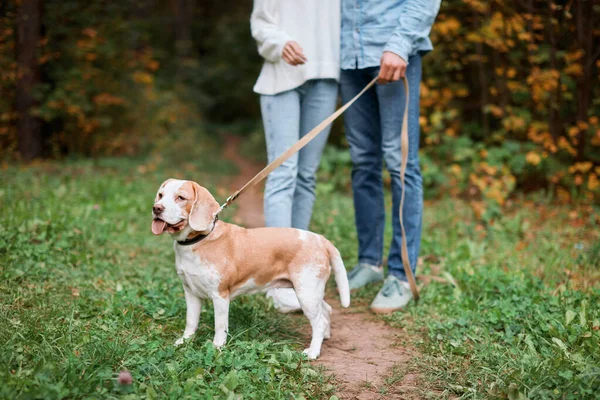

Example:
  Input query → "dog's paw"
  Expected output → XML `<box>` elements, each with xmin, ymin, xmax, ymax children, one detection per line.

<box><xmin>212</xmin><ymin>334</ymin><xmax>227</xmax><ymax>349</ymax></box>
<box><xmin>324</xmin><ymin>322</ymin><xmax>331</xmax><ymax>340</ymax></box>
<box><xmin>303</xmin><ymin>348</ymin><xmax>320</xmax><ymax>360</ymax></box>
<box><xmin>174</xmin><ymin>337</ymin><xmax>186</xmax><ymax>347</ymax></box>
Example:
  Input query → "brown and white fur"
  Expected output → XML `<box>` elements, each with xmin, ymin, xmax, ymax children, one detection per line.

<box><xmin>151</xmin><ymin>179</ymin><xmax>350</xmax><ymax>359</ymax></box>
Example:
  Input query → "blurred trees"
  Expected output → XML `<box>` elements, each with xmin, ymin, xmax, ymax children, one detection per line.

<box><xmin>420</xmin><ymin>0</ymin><xmax>600</xmax><ymax>205</ymax></box>
<box><xmin>0</xmin><ymin>0</ymin><xmax>598</xmax><ymax>200</ymax></box>
<box><xmin>15</xmin><ymin>0</ymin><xmax>42</xmax><ymax>160</ymax></box>
<box><xmin>0</xmin><ymin>0</ymin><xmax>259</xmax><ymax>158</ymax></box>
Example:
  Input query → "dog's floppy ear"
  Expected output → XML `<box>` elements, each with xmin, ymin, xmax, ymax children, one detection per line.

<box><xmin>188</xmin><ymin>182</ymin><xmax>220</xmax><ymax>233</ymax></box>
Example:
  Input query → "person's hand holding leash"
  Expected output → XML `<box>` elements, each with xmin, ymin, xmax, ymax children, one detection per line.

<box><xmin>282</xmin><ymin>41</ymin><xmax>307</xmax><ymax>66</ymax></box>
<box><xmin>378</xmin><ymin>51</ymin><xmax>407</xmax><ymax>84</ymax></box>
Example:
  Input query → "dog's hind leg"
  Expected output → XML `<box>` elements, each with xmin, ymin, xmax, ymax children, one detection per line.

<box><xmin>322</xmin><ymin>300</ymin><xmax>332</xmax><ymax>340</ymax></box>
<box><xmin>175</xmin><ymin>285</ymin><xmax>202</xmax><ymax>346</ymax></box>
<box><xmin>212</xmin><ymin>297</ymin><xmax>230</xmax><ymax>348</ymax></box>
<box><xmin>295</xmin><ymin>275</ymin><xmax>328</xmax><ymax>360</ymax></box>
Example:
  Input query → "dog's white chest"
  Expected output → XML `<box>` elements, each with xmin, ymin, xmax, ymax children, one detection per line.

<box><xmin>174</xmin><ymin>245</ymin><xmax>221</xmax><ymax>299</ymax></box>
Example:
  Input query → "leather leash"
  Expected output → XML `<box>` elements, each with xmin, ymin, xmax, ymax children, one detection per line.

<box><xmin>214</xmin><ymin>76</ymin><xmax>419</xmax><ymax>301</ymax></box>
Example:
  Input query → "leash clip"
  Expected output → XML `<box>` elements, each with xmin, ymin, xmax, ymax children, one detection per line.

<box><xmin>217</xmin><ymin>194</ymin><xmax>236</xmax><ymax>215</ymax></box>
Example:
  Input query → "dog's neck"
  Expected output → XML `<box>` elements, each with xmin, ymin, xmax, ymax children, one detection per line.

<box><xmin>171</xmin><ymin>219</ymin><xmax>218</xmax><ymax>245</ymax></box>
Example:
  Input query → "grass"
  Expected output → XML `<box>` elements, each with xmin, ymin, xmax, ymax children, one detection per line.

<box><xmin>2</xmin><ymin>135</ymin><xmax>599</xmax><ymax>399</ymax></box>
<box><xmin>0</xmin><ymin>141</ymin><xmax>334</xmax><ymax>399</ymax></box>
<box><xmin>311</xmin><ymin>184</ymin><xmax>600</xmax><ymax>399</ymax></box>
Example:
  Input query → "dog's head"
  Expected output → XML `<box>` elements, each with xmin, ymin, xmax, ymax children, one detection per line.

<box><xmin>151</xmin><ymin>179</ymin><xmax>220</xmax><ymax>236</ymax></box>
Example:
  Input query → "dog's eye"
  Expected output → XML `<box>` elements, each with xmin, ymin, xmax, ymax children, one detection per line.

<box><xmin>177</xmin><ymin>196</ymin><xmax>186</xmax><ymax>201</ymax></box>
<box><xmin>158</xmin><ymin>193</ymin><xmax>163</xmax><ymax>199</ymax></box>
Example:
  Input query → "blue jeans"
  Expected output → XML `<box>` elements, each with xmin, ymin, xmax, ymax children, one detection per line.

<box><xmin>340</xmin><ymin>55</ymin><xmax>423</xmax><ymax>281</ymax></box>
<box><xmin>261</xmin><ymin>79</ymin><xmax>339</xmax><ymax>230</ymax></box>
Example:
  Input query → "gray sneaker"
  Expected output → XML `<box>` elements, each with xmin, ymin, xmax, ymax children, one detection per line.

<box><xmin>370</xmin><ymin>275</ymin><xmax>413</xmax><ymax>314</ymax></box>
<box><xmin>347</xmin><ymin>263</ymin><xmax>384</xmax><ymax>290</ymax></box>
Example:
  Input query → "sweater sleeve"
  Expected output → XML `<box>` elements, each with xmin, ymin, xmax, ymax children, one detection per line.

<box><xmin>250</xmin><ymin>0</ymin><xmax>292</xmax><ymax>63</ymax></box>
<box><xmin>383</xmin><ymin>0</ymin><xmax>441</xmax><ymax>63</ymax></box>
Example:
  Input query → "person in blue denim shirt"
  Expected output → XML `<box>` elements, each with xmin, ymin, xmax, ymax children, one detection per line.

<box><xmin>340</xmin><ymin>0</ymin><xmax>441</xmax><ymax>313</ymax></box>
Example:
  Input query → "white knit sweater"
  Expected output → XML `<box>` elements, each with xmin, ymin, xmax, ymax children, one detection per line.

<box><xmin>250</xmin><ymin>0</ymin><xmax>340</xmax><ymax>95</ymax></box>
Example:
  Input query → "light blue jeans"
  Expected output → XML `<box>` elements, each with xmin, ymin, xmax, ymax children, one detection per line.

<box><xmin>261</xmin><ymin>79</ymin><xmax>339</xmax><ymax>230</ymax></box>
<box><xmin>340</xmin><ymin>55</ymin><xmax>423</xmax><ymax>282</ymax></box>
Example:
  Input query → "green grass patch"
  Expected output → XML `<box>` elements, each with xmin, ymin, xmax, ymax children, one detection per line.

<box><xmin>0</xmin><ymin>151</ymin><xmax>333</xmax><ymax>399</ymax></box>
<box><xmin>2</xmin><ymin>136</ymin><xmax>599</xmax><ymax>399</ymax></box>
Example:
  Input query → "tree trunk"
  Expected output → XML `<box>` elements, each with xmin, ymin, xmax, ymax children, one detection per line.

<box><xmin>173</xmin><ymin>0</ymin><xmax>195</xmax><ymax>62</ymax></box>
<box><xmin>547</xmin><ymin>0</ymin><xmax>560</xmax><ymax>144</ymax></box>
<box><xmin>16</xmin><ymin>0</ymin><xmax>43</xmax><ymax>161</ymax></box>
<box><xmin>473</xmin><ymin>9</ymin><xmax>490</xmax><ymax>137</ymax></box>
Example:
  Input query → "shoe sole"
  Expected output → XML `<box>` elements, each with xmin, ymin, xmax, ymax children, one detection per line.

<box><xmin>370</xmin><ymin>306</ymin><xmax>405</xmax><ymax>314</ymax></box>
<box><xmin>349</xmin><ymin>278</ymin><xmax>384</xmax><ymax>291</ymax></box>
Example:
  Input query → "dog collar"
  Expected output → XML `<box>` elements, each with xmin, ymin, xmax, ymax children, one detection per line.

<box><xmin>176</xmin><ymin>216</ymin><xmax>218</xmax><ymax>246</ymax></box>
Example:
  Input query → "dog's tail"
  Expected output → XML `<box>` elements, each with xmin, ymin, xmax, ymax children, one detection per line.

<box><xmin>326</xmin><ymin>240</ymin><xmax>350</xmax><ymax>308</ymax></box>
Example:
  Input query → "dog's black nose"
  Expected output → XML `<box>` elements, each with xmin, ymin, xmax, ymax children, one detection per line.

<box><xmin>153</xmin><ymin>204</ymin><xmax>164</xmax><ymax>215</ymax></box>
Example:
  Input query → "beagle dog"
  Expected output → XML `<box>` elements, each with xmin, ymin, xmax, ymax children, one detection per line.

<box><xmin>151</xmin><ymin>179</ymin><xmax>350</xmax><ymax>359</ymax></box>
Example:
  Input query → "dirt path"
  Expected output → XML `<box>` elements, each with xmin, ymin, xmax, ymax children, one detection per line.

<box><xmin>222</xmin><ymin>135</ymin><xmax>422</xmax><ymax>399</ymax></box>
<box><xmin>222</xmin><ymin>135</ymin><xmax>264</xmax><ymax>228</ymax></box>
<box><xmin>314</xmin><ymin>300</ymin><xmax>421</xmax><ymax>399</ymax></box>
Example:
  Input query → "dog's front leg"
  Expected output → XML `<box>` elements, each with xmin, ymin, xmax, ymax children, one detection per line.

<box><xmin>175</xmin><ymin>285</ymin><xmax>202</xmax><ymax>346</ymax></box>
<box><xmin>212</xmin><ymin>297</ymin><xmax>229</xmax><ymax>348</ymax></box>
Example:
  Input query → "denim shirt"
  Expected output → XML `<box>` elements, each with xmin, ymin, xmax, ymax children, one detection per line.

<box><xmin>341</xmin><ymin>0</ymin><xmax>441</xmax><ymax>70</ymax></box>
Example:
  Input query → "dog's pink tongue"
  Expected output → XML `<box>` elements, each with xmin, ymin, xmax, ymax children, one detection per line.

<box><xmin>152</xmin><ymin>219</ymin><xmax>167</xmax><ymax>235</ymax></box>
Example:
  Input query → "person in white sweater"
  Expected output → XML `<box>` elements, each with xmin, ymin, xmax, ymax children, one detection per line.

<box><xmin>250</xmin><ymin>0</ymin><xmax>340</xmax><ymax>313</ymax></box>
<box><xmin>251</xmin><ymin>0</ymin><xmax>340</xmax><ymax>230</ymax></box>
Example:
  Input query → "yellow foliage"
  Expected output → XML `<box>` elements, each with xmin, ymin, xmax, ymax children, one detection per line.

<box><xmin>588</xmin><ymin>174</ymin><xmax>600</xmax><ymax>191</ymax></box>
<box><xmin>436</xmin><ymin>17</ymin><xmax>462</xmax><ymax>36</ymax></box>
<box><xmin>487</xmin><ymin>105</ymin><xmax>504</xmax><ymax>118</ymax></box>
<box><xmin>565</xmin><ymin>50</ymin><xmax>584</xmax><ymax>63</ymax></box>
<box><xmin>526</xmin><ymin>151</ymin><xmax>541</xmax><ymax>166</ymax></box>
<box><xmin>577</xmin><ymin>121</ymin><xmax>589</xmax><ymax>131</ymax></box>
<box><xmin>456</xmin><ymin>88</ymin><xmax>469</xmax><ymax>97</ymax></box>
<box><xmin>592</xmin><ymin>130</ymin><xmax>600</xmax><ymax>146</ymax></box>
<box><xmin>568</xmin><ymin>126</ymin><xmax>579</xmax><ymax>137</ymax></box>
<box><xmin>569</xmin><ymin>162</ymin><xmax>593</xmax><ymax>174</ymax></box>
<box><xmin>558</xmin><ymin>137</ymin><xmax>577</xmax><ymax>156</ymax></box>
<box><xmin>133</xmin><ymin>71</ymin><xmax>153</xmax><ymax>85</ymax></box>
<box><xmin>147</xmin><ymin>60</ymin><xmax>160</xmax><ymax>71</ymax></box>
<box><xmin>564</xmin><ymin>63</ymin><xmax>583</xmax><ymax>77</ymax></box>
<box><xmin>486</xmin><ymin>186</ymin><xmax>505</xmax><ymax>205</ymax></box>
<box><xmin>480</xmin><ymin>162</ymin><xmax>497</xmax><ymax>175</ymax></box>
<box><xmin>450</xmin><ymin>164</ymin><xmax>462</xmax><ymax>176</ymax></box>
<box><xmin>527</xmin><ymin>127</ymin><xmax>557</xmax><ymax>153</ymax></box>
<box><xmin>502</xmin><ymin>115</ymin><xmax>527</xmax><ymax>132</ymax></box>
<box><xmin>527</xmin><ymin>68</ymin><xmax>560</xmax><ymax>104</ymax></box>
